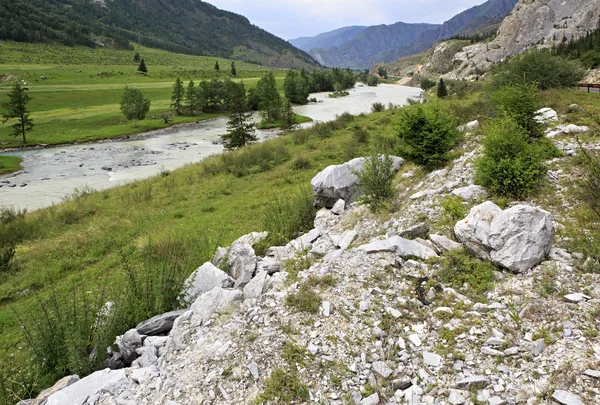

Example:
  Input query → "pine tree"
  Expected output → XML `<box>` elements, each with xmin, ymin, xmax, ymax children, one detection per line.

<box><xmin>133</xmin><ymin>52</ymin><xmax>140</xmax><ymax>62</ymax></box>
<box><xmin>185</xmin><ymin>80</ymin><xmax>198</xmax><ymax>115</ymax></box>
<box><xmin>215</xmin><ymin>61</ymin><xmax>220</xmax><ymax>71</ymax></box>
<box><xmin>170</xmin><ymin>78</ymin><xmax>184</xmax><ymax>114</ymax></box>
<box><xmin>222</xmin><ymin>83</ymin><xmax>256</xmax><ymax>149</ymax></box>
<box><xmin>437</xmin><ymin>78</ymin><xmax>448</xmax><ymax>98</ymax></box>
<box><xmin>280</xmin><ymin>97</ymin><xmax>296</xmax><ymax>133</ymax></box>
<box><xmin>256</xmin><ymin>72</ymin><xmax>281</xmax><ymax>124</ymax></box>
<box><xmin>138</xmin><ymin>58</ymin><xmax>148</xmax><ymax>73</ymax></box>
<box><xmin>120</xmin><ymin>86</ymin><xmax>151</xmax><ymax>127</ymax></box>
<box><xmin>231</xmin><ymin>61</ymin><xmax>237</xmax><ymax>77</ymax></box>
<box><xmin>1</xmin><ymin>81</ymin><xmax>33</xmax><ymax>143</ymax></box>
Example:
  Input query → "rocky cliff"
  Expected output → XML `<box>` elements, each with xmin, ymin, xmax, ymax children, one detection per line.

<box><xmin>446</xmin><ymin>0</ymin><xmax>600</xmax><ymax>79</ymax></box>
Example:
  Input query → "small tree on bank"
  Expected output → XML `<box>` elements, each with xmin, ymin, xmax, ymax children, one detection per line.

<box><xmin>221</xmin><ymin>83</ymin><xmax>256</xmax><ymax>149</ymax></box>
<box><xmin>281</xmin><ymin>97</ymin><xmax>296</xmax><ymax>132</ymax></box>
<box><xmin>138</xmin><ymin>58</ymin><xmax>148</xmax><ymax>74</ymax></box>
<box><xmin>1</xmin><ymin>81</ymin><xmax>33</xmax><ymax>143</ymax></box>
<box><xmin>185</xmin><ymin>80</ymin><xmax>199</xmax><ymax>116</ymax></box>
<box><xmin>170</xmin><ymin>78</ymin><xmax>184</xmax><ymax>115</ymax></box>
<box><xmin>437</xmin><ymin>78</ymin><xmax>448</xmax><ymax>98</ymax></box>
<box><xmin>215</xmin><ymin>61</ymin><xmax>220</xmax><ymax>71</ymax></box>
<box><xmin>120</xmin><ymin>86</ymin><xmax>151</xmax><ymax>127</ymax></box>
<box><xmin>231</xmin><ymin>61</ymin><xmax>237</xmax><ymax>77</ymax></box>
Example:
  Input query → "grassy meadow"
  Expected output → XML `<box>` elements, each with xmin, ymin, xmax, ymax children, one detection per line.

<box><xmin>0</xmin><ymin>41</ymin><xmax>286</xmax><ymax>149</ymax></box>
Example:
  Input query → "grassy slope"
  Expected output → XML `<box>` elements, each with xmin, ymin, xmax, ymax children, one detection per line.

<box><xmin>0</xmin><ymin>42</ymin><xmax>285</xmax><ymax>148</ymax></box>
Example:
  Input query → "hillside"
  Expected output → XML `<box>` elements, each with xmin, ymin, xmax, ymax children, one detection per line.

<box><xmin>0</xmin><ymin>0</ymin><xmax>318</xmax><ymax>69</ymax></box>
<box><xmin>309</xmin><ymin>0</ymin><xmax>517</xmax><ymax>69</ymax></box>
<box><xmin>289</xmin><ymin>26</ymin><xmax>368</xmax><ymax>53</ymax></box>
<box><xmin>445</xmin><ymin>0</ymin><xmax>600</xmax><ymax>79</ymax></box>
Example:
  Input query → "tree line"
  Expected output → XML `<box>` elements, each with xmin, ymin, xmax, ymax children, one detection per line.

<box><xmin>552</xmin><ymin>28</ymin><xmax>600</xmax><ymax>69</ymax></box>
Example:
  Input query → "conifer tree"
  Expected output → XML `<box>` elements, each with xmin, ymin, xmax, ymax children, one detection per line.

<box><xmin>171</xmin><ymin>78</ymin><xmax>184</xmax><ymax>114</ymax></box>
<box><xmin>185</xmin><ymin>80</ymin><xmax>198</xmax><ymax>115</ymax></box>
<box><xmin>256</xmin><ymin>72</ymin><xmax>281</xmax><ymax>124</ymax></box>
<box><xmin>138</xmin><ymin>58</ymin><xmax>148</xmax><ymax>73</ymax></box>
<box><xmin>1</xmin><ymin>81</ymin><xmax>33</xmax><ymax>143</ymax></box>
<box><xmin>437</xmin><ymin>78</ymin><xmax>448</xmax><ymax>98</ymax></box>
<box><xmin>231</xmin><ymin>61</ymin><xmax>237</xmax><ymax>77</ymax></box>
<box><xmin>280</xmin><ymin>97</ymin><xmax>296</xmax><ymax>132</ymax></box>
<box><xmin>133</xmin><ymin>52</ymin><xmax>140</xmax><ymax>62</ymax></box>
<box><xmin>222</xmin><ymin>83</ymin><xmax>256</xmax><ymax>149</ymax></box>
<box><xmin>215</xmin><ymin>61</ymin><xmax>220</xmax><ymax>71</ymax></box>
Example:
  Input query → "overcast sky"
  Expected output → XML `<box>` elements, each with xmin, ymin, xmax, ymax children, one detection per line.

<box><xmin>207</xmin><ymin>0</ymin><xmax>488</xmax><ymax>40</ymax></box>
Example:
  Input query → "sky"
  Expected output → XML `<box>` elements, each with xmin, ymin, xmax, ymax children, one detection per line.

<box><xmin>207</xmin><ymin>0</ymin><xmax>489</xmax><ymax>40</ymax></box>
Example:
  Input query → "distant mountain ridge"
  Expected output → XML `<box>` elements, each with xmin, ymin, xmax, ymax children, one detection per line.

<box><xmin>0</xmin><ymin>0</ymin><xmax>318</xmax><ymax>69</ymax></box>
<box><xmin>307</xmin><ymin>0</ymin><xmax>518</xmax><ymax>69</ymax></box>
<box><xmin>289</xmin><ymin>26</ymin><xmax>367</xmax><ymax>52</ymax></box>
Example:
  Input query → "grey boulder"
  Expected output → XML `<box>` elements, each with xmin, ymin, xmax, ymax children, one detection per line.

<box><xmin>227</xmin><ymin>243</ymin><xmax>258</xmax><ymax>287</ymax></box>
<box><xmin>455</xmin><ymin>202</ymin><xmax>554</xmax><ymax>272</ymax></box>
<box><xmin>451</xmin><ymin>185</ymin><xmax>487</xmax><ymax>202</ymax></box>
<box><xmin>552</xmin><ymin>390</ymin><xmax>585</xmax><ymax>405</ymax></box>
<box><xmin>115</xmin><ymin>329</ymin><xmax>143</xmax><ymax>365</ymax></box>
<box><xmin>181</xmin><ymin>262</ymin><xmax>234</xmax><ymax>304</ymax></box>
<box><xmin>429</xmin><ymin>234</ymin><xmax>463</xmax><ymax>253</ymax></box>
<box><xmin>32</xmin><ymin>375</ymin><xmax>80</xmax><ymax>405</ymax></box>
<box><xmin>243</xmin><ymin>270</ymin><xmax>273</xmax><ymax>300</ymax></box>
<box><xmin>45</xmin><ymin>369</ymin><xmax>126</xmax><ymax>405</ymax></box>
<box><xmin>190</xmin><ymin>286</ymin><xmax>243</xmax><ymax>326</ymax></box>
<box><xmin>311</xmin><ymin>156</ymin><xmax>403</xmax><ymax>208</ymax></box>
<box><xmin>135</xmin><ymin>309</ymin><xmax>186</xmax><ymax>336</ymax></box>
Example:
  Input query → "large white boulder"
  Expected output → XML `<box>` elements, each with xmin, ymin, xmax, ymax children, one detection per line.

<box><xmin>454</xmin><ymin>201</ymin><xmax>502</xmax><ymax>261</ymax></box>
<box><xmin>243</xmin><ymin>270</ymin><xmax>273</xmax><ymax>300</ymax></box>
<box><xmin>190</xmin><ymin>286</ymin><xmax>243</xmax><ymax>326</ymax></box>
<box><xmin>181</xmin><ymin>262</ymin><xmax>234</xmax><ymax>304</ymax></box>
<box><xmin>535</xmin><ymin>108</ymin><xmax>558</xmax><ymax>123</ymax></box>
<box><xmin>311</xmin><ymin>156</ymin><xmax>403</xmax><ymax>208</ymax></box>
<box><xmin>455</xmin><ymin>202</ymin><xmax>554</xmax><ymax>272</ymax></box>
<box><xmin>227</xmin><ymin>243</ymin><xmax>257</xmax><ymax>287</ymax></box>
<box><xmin>45</xmin><ymin>369</ymin><xmax>126</xmax><ymax>405</ymax></box>
<box><xmin>488</xmin><ymin>205</ymin><xmax>555</xmax><ymax>273</ymax></box>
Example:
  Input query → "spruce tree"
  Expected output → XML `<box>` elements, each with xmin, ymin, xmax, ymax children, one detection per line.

<box><xmin>231</xmin><ymin>61</ymin><xmax>237</xmax><ymax>77</ymax></box>
<box><xmin>138</xmin><ymin>58</ymin><xmax>148</xmax><ymax>73</ymax></box>
<box><xmin>185</xmin><ymin>80</ymin><xmax>198</xmax><ymax>115</ymax></box>
<box><xmin>280</xmin><ymin>97</ymin><xmax>296</xmax><ymax>132</ymax></box>
<box><xmin>1</xmin><ymin>81</ymin><xmax>33</xmax><ymax>143</ymax></box>
<box><xmin>170</xmin><ymin>78</ymin><xmax>184</xmax><ymax>114</ymax></box>
<box><xmin>215</xmin><ymin>61</ymin><xmax>220</xmax><ymax>71</ymax></box>
<box><xmin>133</xmin><ymin>52</ymin><xmax>140</xmax><ymax>62</ymax></box>
<box><xmin>256</xmin><ymin>72</ymin><xmax>281</xmax><ymax>124</ymax></box>
<box><xmin>222</xmin><ymin>83</ymin><xmax>256</xmax><ymax>149</ymax></box>
<box><xmin>437</xmin><ymin>78</ymin><xmax>448</xmax><ymax>98</ymax></box>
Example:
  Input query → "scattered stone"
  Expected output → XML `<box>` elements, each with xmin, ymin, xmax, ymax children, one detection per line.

<box><xmin>535</xmin><ymin>107</ymin><xmax>558</xmax><ymax>122</ymax></box>
<box><xmin>423</xmin><ymin>351</ymin><xmax>442</xmax><ymax>367</ymax></box>
<box><xmin>243</xmin><ymin>270</ymin><xmax>273</xmax><ymax>300</ymax></box>
<box><xmin>189</xmin><ymin>287</ymin><xmax>243</xmax><ymax>327</ymax></box>
<box><xmin>136</xmin><ymin>310</ymin><xmax>186</xmax><ymax>336</ymax></box>
<box><xmin>227</xmin><ymin>243</ymin><xmax>257</xmax><ymax>287</ymax></box>
<box><xmin>552</xmin><ymin>390</ymin><xmax>585</xmax><ymax>405</ymax></box>
<box><xmin>115</xmin><ymin>329</ymin><xmax>143</xmax><ymax>365</ymax></box>
<box><xmin>399</xmin><ymin>222</ymin><xmax>430</xmax><ymax>240</ymax></box>
<box><xmin>583</xmin><ymin>369</ymin><xmax>600</xmax><ymax>378</ymax></box>
<box><xmin>322</xmin><ymin>301</ymin><xmax>332</xmax><ymax>317</ymax></box>
<box><xmin>452</xmin><ymin>185</ymin><xmax>487</xmax><ymax>202</ymax></box>
<box><xmin>45</xmin><ymin>369</ymin><xmax>126</xmax><ymax>405</ymax></box>
<box><xmin>455</xmin><ymin>375</ymin><xmax>489</xmax><ymax>389</ymax></box>
<box><xmin>331</xmin><ymin>199</ymin><xmax>346</xmax><ymax>215</ymax></box>
<box><xmin>564</xmin><ymin>292</ymin><xmax>591</xmax><ymax>303</ymax></box>
<box><xmin>481</xmin><ymin>347</ymin><xmax>505</xmax><ymax>357</ymax></box>
<box><xmin>385</xmin><ymin>306</ymin><xmax>402</xmax><ymax>319</ymax></box>
<box><xmin>361</xmin><ymin>393</ymin><xmax>380</xmax><ymax>405</ymax></box>
<box><xmin>357</xmin><ymin>236</ymin><xmax>437</xmax><ymax>260</ymax></box>
<box><xmin>531</xmin><ymin>339</ymin><xmax>545</xmax><ymax>356</ymax></box>
<box><xmin>408</xmin><ymin>334</ymin><xmax>422</xmax><ymax>347</ymax></box>
<box><xmin>247</xmin><ymin>362</ymin><xmax>259</xmax><ymax>380</ymax></box>
<box><xmin>372</xmin><ymin>361</ymin><xmax>393</xmax><ymax>378</ymax></box>
<box><xmin>429</xmin><ymin>234</ymin><xmax>463</xmax><ymax>253</ymax></box>
<box><xmin>458</xmin><ymin>120</ymin><xmax>480</xmax><ymax>132</ymax></box>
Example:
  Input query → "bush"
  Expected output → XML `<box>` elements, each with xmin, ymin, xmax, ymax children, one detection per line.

<box><xmin>371</xmin><ymin>102</ymin><xmax>385</xmax><ymax>113</ymax></box>
<box><xmin>420</xmin><ymin>77</ymin><xmax>436</xmax><ymax>90</ymax></box>
<box><xmin>260</xmin><ymin>189</ymin><xmax>317</xmax><ymax>248</ymax></box>
<box><xmin>0</xmin><ymin>243</ymin><xmax>15</xmax><ymax>273</ymax></box>
<box><xmin>578</xmin><ymin>147</ymin><xmax>600</xmax><ymax>219</ymax></box>
<box><xmin>367</xmin><ymin>75</ymin><xmax>379</xmax><ymax>86</ymax></box>
<box><xmin>492</xmin><ymin>50</ymin><xmax>586</xmax><ymax>90</ymax></box>
<box><xmin>490</xmin><ymin>83</ymin><xmax>544</xmax><ymax>138</ymax></box>
<box><xmin>355</xmin><ymin>154</ymin><xmax>397</xmax><ymax>211</ymax></box>
<box><xmin>396</xmin><ymin>104</ymin><xmax>461</xmax><ymax>170</ymax></box>
<box><xmin>291</xmin><ymin>156</ymin><xmax>311</xmax><ymax>170</ymax></box>
<box><xmin>203</xmin><ymin>142</ymin><xmax>290</xmax><ymax>177</ymax></box>
<box><xmin>286</xmin><ymin>284</ymin><xmax>322</xmax><ymax>313</ymax></box>
<box><xmin>475</xmin><ymin>115</ymin><xmax>546</xmax><ymax>199</ymax></box>
<box><xmin>352</xmin><ymin>127</ymin><xmax>370</xmax><ymax>144</ymax></box>
<box><xmin>436</xmin><ymin>249</ymin><xmax>497</xmax><ymax>297</ymax></box>
<box><xmin>253</xmin><ymin>368</ymin><xmax>309</xmax><ymax>404</ymax></box>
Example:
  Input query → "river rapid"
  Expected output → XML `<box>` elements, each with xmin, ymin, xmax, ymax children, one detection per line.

<box><xmin>0</xmin><ymin>84</ymin><xmax>421</xmax><ymax>211</ymax></box>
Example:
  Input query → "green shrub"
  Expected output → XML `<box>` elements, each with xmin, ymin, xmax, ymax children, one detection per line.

<box><xmin>578</xmin><ymin>147</ymin><xmax>600</xmax><ymax>219</ymax></box>
<box><xmin>580</xmin><ymin>50</ymin><xmax>600</xmax><ymax>69</ymax></box>
<box><xmin>492</xmin><ymin>50</ymin><xmax>586</xmax><ymax>90</ymax></box>
<box><xmin>475</xmin><ymin>115</ymin><xmax>546</xmax><ymax>199</ymax></box>
<box><xmin>355</xmin><ymin>154</ymin><xmax>397</xmax><ymax>211</ymax></box>
<box><xmin>260</xmin><ymin>189</ymin><xmax>317</xmax><ymax>248</ymax></box>
<box><xmin>367</xmin><ymin>75</ymin><xmax>379</xmax><ymax>86</ymax></box>
<box><xmin>352</xmin><ymin>127</ymin><xmax>370</xmax><ymax>144</ymax></box>
<box><xmin>204</xmin><ymin>142</ymin><xmax>291</xmax><ymax>177</ymax></box>
<box><xmin>0</xmin><ymin>243</ymin><xmax>15</xmax><ymax>273</ymax></box>
<box><xmin>438</xmin><ymin>195</ymin><xmax>466</xmax><ymax>229</ymax></box>
<box><xmin>396</xmin><ymin>104</ymin><xmax>461</xmax><ymax>170</ymax></box>
<box><xmin>420</xmin><ymin>77</ymin><xmax>436</xmax><ymax>90</ymax></box>
<box><xmin>291</xmin><ymin>156</ymin><xmax>311</xmax><ymax>170</ymax></box>
<box><xmin>286</xmin><ymin>284</ymin><xmax>321</xmax><ymax>313</ymax></box>
<box><xmin>490</xmin><ymin>83</ymin><xmax>543</xmax><ymax>138</ymax></box>
<box><xmin>253</xmin><ymin>368</ymin><xmax>309</xmax><ymax>404</ymax></box>
<box><xmin>371</xmin><ymin>102</ymin><xmax>385</xmax><ymax>113</ymax></box>
<box><xmin>436</xmin><ymin>249</ymin><xmax>497</xmax><ymax>296</ymax></box>
<box><xmin>437</xmin><ymin>79</ymin><xmax>448</xmax><ymax>98</ymax></box>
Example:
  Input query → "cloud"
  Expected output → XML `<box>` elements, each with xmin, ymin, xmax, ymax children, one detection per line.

<box><xmin>207</xmin><ymin>0</ymin><xmax>487</xmax><ymax>39</ymax></box>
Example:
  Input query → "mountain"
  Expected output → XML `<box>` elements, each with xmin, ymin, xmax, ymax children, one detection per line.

<box><xmin>310</xmin><ymin>22</ymin><xmax>437</xmax><ymax>69</ymax></box>
<box><xmin>0</xmin><ymin>0</ymin><xmax>318</xmax><ymax>69</ymax></box>
<box><xmin>445</xmin><ymin>0</ymin><xmax>600</xmax><ymax>79</ymax></box>
<box><xmin>309</xmin><ymin>0</ymin><xmax>518</xmax><ymax>69</ymax></box>
<box><xmin>289</xmin><ymin>26</ymin><xmax>367</xmax><ymax>52</ymax></box>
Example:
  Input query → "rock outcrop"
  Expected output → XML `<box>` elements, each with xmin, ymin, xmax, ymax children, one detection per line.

<box><xmin>445</xmin><ymin>0</ymin><xmax>600</xmax><ymax>79</ymax></box>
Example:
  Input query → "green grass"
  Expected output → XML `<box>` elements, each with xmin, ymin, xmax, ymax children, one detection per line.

<box><xmin>256</xmin><ymin>114</ymin><xmax>312</xmax><ymax>129</ymax></box>
<box><xmin>0</xmin><ymin>41</ymin><xmax>284</xmax><ymax>148</ymax></box>
<box><xmin>0</xmin><ymin>156</ymin><xmax>22</xmax><ymax>175</ymax></box>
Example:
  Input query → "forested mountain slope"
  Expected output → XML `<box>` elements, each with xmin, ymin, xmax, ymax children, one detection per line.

<box><xmin>0</xmin><ymin>0</ymin><xmax>318</xmax><ymax>69</ymax></box>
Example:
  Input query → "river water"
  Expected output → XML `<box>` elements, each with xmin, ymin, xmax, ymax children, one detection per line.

<box><xmin>0</xmin><ymin>84</ymin><xmax>421</xmax><ymax>211</ymax></box>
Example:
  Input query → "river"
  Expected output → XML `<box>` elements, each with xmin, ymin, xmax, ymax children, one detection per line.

<box><xmin>0</xmin><ymin>84</ymin><xmax>422</xmax><ymax>211</ymax></box>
